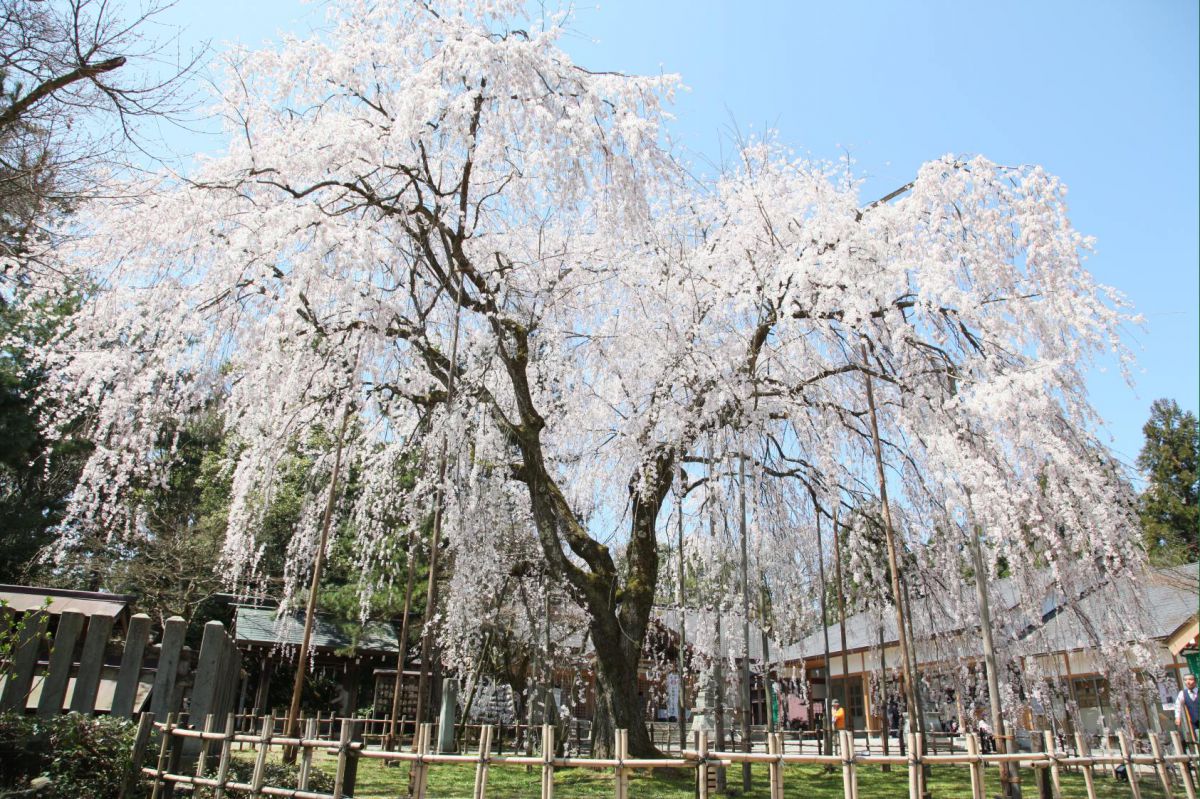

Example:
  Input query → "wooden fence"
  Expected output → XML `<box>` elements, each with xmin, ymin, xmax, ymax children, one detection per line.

<box><xmin>0</xmin><ymin>611</ymin><xmax>240</xmax><ymax>725</ymax></box>
<box><xmin>130</xmin><ymin>712</ymin><xmax>1200</xmax><ymax>799</ymax></box>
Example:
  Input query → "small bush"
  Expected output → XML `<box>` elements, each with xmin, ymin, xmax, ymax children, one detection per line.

<box><xmin>0</xmin><ymin>712</ymin><xmax>140</xmax><ymax>799</ymax></box>
<box><xmin>193</xmin><ymin>757</ymin><xmax>335</xmax><ymax>797</ymax></box>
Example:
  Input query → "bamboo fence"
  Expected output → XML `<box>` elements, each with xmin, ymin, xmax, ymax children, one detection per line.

<box><xmin>128</xmin><ymin>712</ymin><xmax>1200</xmax><ymax>799</ymax></box>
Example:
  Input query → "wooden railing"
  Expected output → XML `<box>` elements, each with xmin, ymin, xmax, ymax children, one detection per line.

<box><xmin>127</xmin><ymin>711</ymin><xmax>1200</xmax><ymax>799</ymax></box>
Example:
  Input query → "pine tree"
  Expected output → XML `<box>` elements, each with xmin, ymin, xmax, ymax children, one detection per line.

<box><xmin>1136</xmin><ymin>399</ymin><xmax>1199</xmax><ymax>565</ymax></box>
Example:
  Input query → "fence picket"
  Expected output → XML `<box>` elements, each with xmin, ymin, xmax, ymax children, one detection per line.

<box><xmin>112</xmin><ymin>614</ymin><xmax>152</xmax><ymax>717</ymax></box>
<box><xmin>840</xmin><ymin>730</ymin><xmax>856</xmax><ymax>799</ymax></box>
<box><xmin>965</xmin><ymin>734</ymin><xmax>985</xmax><ymax>799</ymax></box>
<box><xmin>213</xmin><ymin>713</ymin><xmax>235</xmax><ymax>799</ymax></box>
<box><xmin>298</xmin><ymin>717</ymin><xmax>318</xmax><ymax>792</ymax></box>
<box><xmin>1073</xmin><ymin>731</ymin><xmax>1098</xmax><ymax>799</ymax></box>
<box><xmin>473</xmin><ymin>724</ymin><xmax>493</xmax><ymax>799</ymax></box>
<box><xmin>118</xmin><ymin>711</ymin><xmax>155</xmax><ymax>799</ymax></box>
<box><xmin>0</xmin><ymin>610</ymin><xmax>47</xmax><ymax>712</ymax></box>
<box><xmin>37</xmin><ymin>610</ymin><xmax>84</xmax><ymax>717</ymax></box>
<box><xmin>150</xmin><ymin>712</ymin><xmax>176</xmax><ymax>799</ymax></box>
<box><xmin>250</xmin><ymin>713</ymin><xmax>273</xmax><ymax>799</ymax></box>
<box><xmin>70</xmin><ymin>613</ymin><xmax>114</xmax><ymax>714</ymax></box>
<box><xmin>541</xmin><ymin>723</ymin><xmax>555</xmax><ymax>799</ymax></box>
<box><xmin>614</xmin><ymin>728</ymin><xmax>629</xmax><ymax>799</ymax></box>
<box><xmin>1171</xmin><ymin>731</ymin><xmax>1197</xmax><ymax>799</ymax></box>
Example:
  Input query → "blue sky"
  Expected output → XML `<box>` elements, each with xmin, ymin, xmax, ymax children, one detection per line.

<box><xmin>157</xmin><ymin>0</ymin><xmax>1199</xmax><ymax>475</ymax></box>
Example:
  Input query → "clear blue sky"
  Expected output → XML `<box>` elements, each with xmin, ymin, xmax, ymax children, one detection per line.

<box><xmin>157</xmin><ymin>0</ymin><xmax>1199</xmax><ymax>475</ymax></box>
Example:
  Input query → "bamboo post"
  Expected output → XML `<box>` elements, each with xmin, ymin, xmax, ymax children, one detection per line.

<box><xmin>907</xmin><ymin>731</ymin><xmax>920</xmax><ymax>799</ymax></box>
<box><xmin>213</xmin><ymin>713</ymin><xmax>235</xmax><ymax>799</ymax></box>
<box><xmin>473</xmin><ymin>724</ymin><xmax>493</xmax><ymax>799</ymax></box>
<box><xmin>413</xmin><ymin>722</ymin><xmax>432</xmax><ymax>799</ymax></box>
<box><xmin>614</xmin><ymin>728</ymin><xmax>629</xmax><ymax>799</ymax></box>
<box><xmin>150</xmin><ymin>712</ymin><xmax>176</xmax><ymax>799</ymax></box>
<box><xmin>770</xmin><ymin>732</ymin><xmax>785</xmax><ymax>799</ymax></box>
<box><xmin>697</xmin><ymin>729</ymin><xmax>710</xmax><ymax>799</ymax></box>
<box><xmin>195</xmin><ymin>714</ymin><xmax>216</xmax><ymax>779</ymax></box>
<box><xmin>333</xmin><ymin>717</ymin><xmax>358</xmax><ymax>799</ymax></box>
<box><xmin>840</xmin><ymin>730</ymin><xmax>857</xmax><ymax>799</ymax></box>
<box><xmin>298</xmin><ymin>717</ymin><xmax>317</xmax><ymax>792</ymax></box>
<box><xmin>1118</xmin><ymin>729</ymin><xmax>1143</xmax><ymax>799</ymax></box>
<box><xmin>1043</xmin><ymin>730</ymin><xmax>1063</xmax><ymax>799</ymax></box>
<box><xmin>541</xmin><ymin>723</ymin><xmax>555</xmax><ymax>799</ymax></box>
<box><xmin>250</xmin><ymin>713</ymin><xmax>273</xmax><ymax>799</ymax></box>
<box><xmin>915</xmin><ymin>731</ymin><xmax>927</xmax><ymax>798</ymax></box>
<box><xmin>1149</xmin><ymin>733</ymin><xmax>1175</xmax><ymax>798</ymax></box>
<box><xmin>1171</xmin><ymin>731</ymin><xmax>1197</xmax><ymax>799</ymax></box>
<box><xmin>965</xmin><ymin>733</ymin><xmax>985</xmax><ymax>799</ymax></box>
<box><xmin>1073</xmin><ymin>731</ymin><xmax>1098</xmax><ymax>799</ymax></box>
<box><xmin>1101</xmin><ymin>731</ymin><xmax>1114</xmax><ymax>777</ymax></box>
<box><xmin>118</xmin><ymin>712</ymin><xmax>155</xmax><ymax>799</ymax></box>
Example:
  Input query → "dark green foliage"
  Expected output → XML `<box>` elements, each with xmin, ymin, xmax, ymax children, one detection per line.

<box><xmin>1137</xmin><ymin>398</ymin><xmax>1199</xmax><ymax>565</ymax></box>
<box><xmin>194</xmin><ymin>755</ymin><xmax>335</xmax><ymax>797</ymax></box>
<box><xmin>0</xmin><ymin>712</ymin><xmax>141</xmax><ymax>799</ymax></box>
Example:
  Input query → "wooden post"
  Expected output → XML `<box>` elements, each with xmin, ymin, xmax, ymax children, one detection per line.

<box><xmin>614</xmin><ymin>728</ymin><xmax>629</xmax><ymax>799</ymax></box>
<box><xmin>298</xmin><ymin>717</ymin><xmax>318</xmax><ymax>792</ymax></box>
<box><xmin>473</xmin><ymin>724</ymin><xmax>493</xmax><ymax>799</ymax></box>
<box><xmin>71</xmin><ymin>614</ymin><xmax>115</xmax><ymax>714</ymax></box>
<box><xmin>1074</xmin><ymin>731</ymin><xmax>1098</xmax><ymax>799</ymax></box>
<box><xmin>1118</xmin><ymin>729</ymin><xmax>1143</xmax><ymax>799</ymax></box>
<box><xmin>118</xmin><ymin>711</ymin><xmax>155</xmax><ymax>799</ymax></box>
<box><xmin>768</xmin><ymin>732</ymin><xmax>784</xmax><ymax>799</ymax></box>
<box><xmin>334</xmin><ymin>717</ymin><xmax>358</xmax><ymax>799</ymax></box>
<box><xmin>915</xmin><ymin>731</ymin><xmax>927</xmax><ymax>798</ymax></box>
<box><xmin>0</xmin><ymin>610</ymin><xmax>47</xmax><ymax>712</ymax></box>
<box><xmin>966</xmin><ymin>733</ymin><xmax>985</xmax><ymax>799</ymax></box>
<box><xmin>149</xmin><ymin>617</ymin><xmax>187</xmax><ymax>721</ymax></box>
<box><xmin>697</xmin><ymin>729</ymin><xmax>710</xmax><ymax>799</ymax></box>
<box><xmin>541</xmin><ymin>723</ymin><xmax>555</xmax><ymax>799</ymax></box>
<box><xmin>1043</xmin><ymin>729</ymin><xmax>1063</xmax><ymax>799</ymax></box>
<box><xmin>840</xmin><ymin>729</ymin><xmax>856</xmax><ymax>799</ymax></box>
<box><xmin>907</xmin><ymin>731</ymin><xmax>920</xmax><ymax>799</ymax></box>
<box><xmin>1101</xmin><ymin>730</ymin><xmax>1115</xmax><ymax>778</ymax></box>
<box><xmin>37</xmin><ymin>610</ymin><xmax>85</xmax><ymax>717</ymax></box>
<box><xmin>113</xmin><ymin>614</ymin><xmax>152</xmax><ymax>717</ymax></box>
<box><xmin>1149</xmin><ymin>732</ymin><xmax>1175</xmax><ymax>798</ymax></box>
<box><xmin>250</xmin><ymin>713</ymin><xmax>273</xmax><ymax>799</ymax></box>
<box><xmin>213</xmin><ymin>713</ymin><xmax>235</xmax><ymax>799</ymax></box>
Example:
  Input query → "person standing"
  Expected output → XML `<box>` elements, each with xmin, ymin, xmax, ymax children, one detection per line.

<box><xmin>833</xmin><ymin>698</ymin><xmax>846</xmax><ymax>730</ymax></box>
<box><xmin>1176</xmin><ymin>673</ymin><xmax>1199</xmax><ymax>743</ymax></box>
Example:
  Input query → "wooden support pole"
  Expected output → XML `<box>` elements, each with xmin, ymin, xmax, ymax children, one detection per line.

<box><xmin>1043</xmin><ymin>729</ymin><xmax>1063</xmax><ymax>799</ymax></box>
<box><xmin>333</xmin><ymin>717</ymin><xmax>358</xmax><ymax>799</ymax></box>
<box><xmin>118</xmin><ymin>711</ymin><xmax>155</xmax><ymax>799</ymax></box>
<box><xmin>907</xmin><ymin>731</ymin><xmax>920</xmax><ymax>799</ymax></box>
<box><xmin>1149</xmin><ymin>733</ymin><xmax>1175</xmax><ymax>798</ymax></box>
<box><xmin>1074</xmin><ymin>731</ymin><xmax>1098</xmax><ymax>799</ymax></box>
<box><xmin>194</xmin><ymin>714</ymin><xmax>216</xmax><ymax>780</ymax></box>
<box><xmin>768</xmin><ymin>732</ymin><xmax>784</xmax><ymax>799</ymax></box>
<box><xmin>1118</xmin><ymin>729</ymin><xmax>1143</xmax><ymax>799</ymax></box>
<box><xmin>413</xmin><ymin>722</ymin><xmax>432</xmax><ymax>799</ymax></box>
<box><xmin>697</xmin><ymin>729</ymin><xmax>710</xmax><ymax>799</ymax></box>
<box><xmin>150</xmin><ymin>712</ymin><xmax>176</xmax><ymax>799</ymax></box>
<box><xmin>1171</xmin><ymin>731</ymin><xmax>1197</xmax><ymax>799</ymax></box>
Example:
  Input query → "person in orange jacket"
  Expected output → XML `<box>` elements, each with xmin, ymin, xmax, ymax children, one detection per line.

<box><xmin>832</xmin><ymin>698</ymin><xmax>846</xmax><ymax>730</ymax></box>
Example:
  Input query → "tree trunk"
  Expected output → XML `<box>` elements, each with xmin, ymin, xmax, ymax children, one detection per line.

<box><xmin>589</xmin><ymin>612</ymin><xmax>657</xmax><ymax>757</ymax></box>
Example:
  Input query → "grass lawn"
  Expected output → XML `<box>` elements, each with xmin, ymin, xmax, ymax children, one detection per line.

<box><xmin>237</xmin><ymin>748</ymin><xmax>1180</xmax><ymax>798</ymax></box>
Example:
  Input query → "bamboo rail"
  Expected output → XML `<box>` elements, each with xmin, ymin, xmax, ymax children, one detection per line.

<box><xmin>128</xmin><ymin>712</ymin><xmax>1200</xmax><ymax>799</ymax></box>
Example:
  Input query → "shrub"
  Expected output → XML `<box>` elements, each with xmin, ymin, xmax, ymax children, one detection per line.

<box><xmin>0</xmin><ymin>712</ymin><xmax>141</xmax><ymax>799</ymax></box>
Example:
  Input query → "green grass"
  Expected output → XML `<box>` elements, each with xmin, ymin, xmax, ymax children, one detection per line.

<box><xmin>236</xmin><ymin>748</ymin><xmax>1181</xmax><ymax>798</ymax></box>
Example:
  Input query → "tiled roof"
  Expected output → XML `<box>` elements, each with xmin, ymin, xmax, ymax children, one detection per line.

<box><xmin>233</xmin><ymin>605</ymin><xmax>399</xmax><ymax>654</ymax></box>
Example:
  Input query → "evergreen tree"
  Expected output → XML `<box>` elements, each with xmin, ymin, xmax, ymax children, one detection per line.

<box><xmin>1136</xmin><ymin>398</ymin><xmax>1199</xmax><ymax>565</ymax></box>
